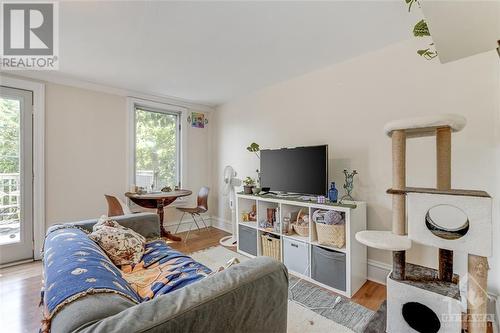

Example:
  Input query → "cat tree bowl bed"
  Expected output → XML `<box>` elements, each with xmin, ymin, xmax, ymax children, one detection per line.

<box><xmin>357</xmin><ymin>114</ymin><xmax>492</xmax><ymax>333</ymax></box>
<box><xmin>355</xmin><ymin>231</ymin><xmax>411</xmax><ymax>251</ymax></box>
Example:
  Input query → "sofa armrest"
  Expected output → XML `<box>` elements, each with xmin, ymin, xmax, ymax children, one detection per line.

<box><xmin>75</xmin><ymin>257</ymin><xmax>288</xmax><ymax>333</ymax></box>
<box><xmin>65</xmin><ymin>213</ymin><xmax>161</xmax><ymax>239</ymax></box>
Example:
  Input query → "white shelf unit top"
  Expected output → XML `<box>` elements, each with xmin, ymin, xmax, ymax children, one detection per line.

<box><xmin>235</xmin><ymin>193</ymin><xmax>367</xmax><ymax>298</ymax></box>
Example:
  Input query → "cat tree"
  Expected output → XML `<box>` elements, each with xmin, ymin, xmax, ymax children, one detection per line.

<box><xmin>356</xmin><ymin>114</ymin><xmax>492</xmax><ymax>333</ymax></box>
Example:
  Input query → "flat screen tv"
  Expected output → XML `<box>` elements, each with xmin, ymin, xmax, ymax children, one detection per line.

<box><xmin>260</xmin><ymin>145</ymin><xmax>328</xmax><ymax>195</ymax></box>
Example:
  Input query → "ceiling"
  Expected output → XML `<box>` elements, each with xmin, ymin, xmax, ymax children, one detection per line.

<box><xmin>21</xmin><ymin>1</ymin><xmax>417</xmax><ymax>106</ymax></box>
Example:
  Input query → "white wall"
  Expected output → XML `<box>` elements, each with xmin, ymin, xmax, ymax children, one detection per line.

<box><xmin>212</xmin><ymin>39</ymin><xmax>500</xmax><ymax>293</ymax></box>
<box><xmin>45</xmin><ymin>82</ymin><xmax>213</xmax><ymax>228</ymax></box>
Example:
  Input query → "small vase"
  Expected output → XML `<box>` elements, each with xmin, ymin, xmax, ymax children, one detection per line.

<box><xmin>243</xmin><ymin>186</ymin><xmax>254</xmax><ymax>194</ymax></box>
<box><xmin>328</xmin><ymin>182</ymin><xmax>338</xmax><ymax>203</ymax></box>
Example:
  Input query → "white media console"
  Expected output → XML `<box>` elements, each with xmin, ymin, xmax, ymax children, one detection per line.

<box><xmin>236</xmin><ymin>193</ymin><xmax>367</xmax><ymax>298</ymax></box>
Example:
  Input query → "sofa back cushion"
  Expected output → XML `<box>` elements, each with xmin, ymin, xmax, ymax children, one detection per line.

<box><xmin>65</xmin><ymin>213</ymin><xmax>161</xmax><ymax>239</ymax></box>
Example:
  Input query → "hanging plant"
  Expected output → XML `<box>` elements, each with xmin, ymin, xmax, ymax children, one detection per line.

<box><xmin>405</xmin><ymin>0</ymin><xmax>437</xmax><ymax>60</ymax></box>
<box><xmin>413</xmin><ymin>19</ymin><xmax>430</xmax><ymax>37</ymax></box>
<box><xmin>405</xmin><ymin>0</ymin><xmax>418</xmax><ymax>12</ymax></box>
<box><xmin>417</xmin><ymin>46</ymin><xmax>438</xmax><ymax>60</ymax></box>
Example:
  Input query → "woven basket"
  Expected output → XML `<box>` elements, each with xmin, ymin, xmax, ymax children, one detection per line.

<box><xmin>315</xmin><ymin>222</ymin><xmax>345</xmax><ymax>248</ymax></box>
<box><xmin>292</xmin><ymin>224</ymin><xmax>309</xmax><ymax>237</ymax></box>
<box><xmin>261</xmin><ymin>234</ymin><xmax>281</xmax><ymax>261</ymax></box>
<box><xmin>291</xmin><ymin>208</ymin><xmax>309</xmax><ymax>237</ymax></box>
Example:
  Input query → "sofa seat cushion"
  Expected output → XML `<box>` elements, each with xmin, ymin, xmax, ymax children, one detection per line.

<box><xmin>89</xmin><ymin>216</ymin><xmax>146</xmax><ymax>266</ymax></box>
<box><xmin>42</xmin><ymin>225</ymin><xmax>142</xmax><ymax>327</ymax></box>
<box><xmin>121</xmin><ymin>240</ymin><xmax>212</xmax><ymax>301</ymax></box>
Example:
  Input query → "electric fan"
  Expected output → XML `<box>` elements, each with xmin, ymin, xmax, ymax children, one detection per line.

<box><xmin>219</xmin><ymin>165</ymin><xmax>242</xmax><ymax>247</ymax></box>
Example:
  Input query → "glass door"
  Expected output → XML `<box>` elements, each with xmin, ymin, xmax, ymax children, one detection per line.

<box><xmin>0</xmin><ymin>86</ymin><xmax>33</xmax><ymax>265</ymax></box>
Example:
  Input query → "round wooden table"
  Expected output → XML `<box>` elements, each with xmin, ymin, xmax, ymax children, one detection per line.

<box><xmin>125</xmin><ymin>190</ymin><xmax>192</xmax><ymax>241</ymax></box>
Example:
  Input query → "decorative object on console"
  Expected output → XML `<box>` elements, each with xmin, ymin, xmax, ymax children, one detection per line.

<box><xmin>259</xmin><ymin>207</ymin><xmax>279</xmax><ymax>232</ymax></box>
<box><xmin>317</xmin><ymin>195</ymin><xmax>326</xmax><ymax>204</ymax></box>
<box><xmin>243</xmin><ymin>176</ymin><xmax>256</xmax><ymax>194</ymax></box>
<box><xmin>355</xmin><ymin>114</ymin><xmax>492</xmax><ymax>333</ymax></box>
<box><xmin>252</xmin><ymin>186</ymin><xmax>261</xmax><ymax>195</ymax></box>
<box><xmin>282</xmin><ymin>216</ymin><xmax>291</xmax><ymax>235</ymax></box>
<box><xmin>267</xmin><ymin>208</ymin><xmax>276</xmax><ymax>224</ymax></box>
<box><xmin>340</xmin><ymin>169</ymin><xmax>357</xmax><ymax>203</ymax></box>
<box><xmin>241</xmin><ymin>207</ymin><xmax>257</xmax><ymax>222</ymax></box>
<box><xmin>328</xmin><ymin>182</ymin><xmax>338</xmax><ymax>203</ymax></box>
<box><xmin>249</xmin><ymin>204</ymin><xmax>257</xmax><ymax>221</ymax></box>
<box><xmin>241</xmin><ymin>212</ymin><xmax>249</xmax><ymax>222</ymax></box>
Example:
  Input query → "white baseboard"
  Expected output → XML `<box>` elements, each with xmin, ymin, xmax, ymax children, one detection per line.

<box><xmin>367</xmin><ymin>259</ymin><xmax>391</xmax><ymax>285</ymax></box>
<box><xmin>209</xmin><ymin>216</ymin><xmax>233</xmax><ymax>233</ymax></box>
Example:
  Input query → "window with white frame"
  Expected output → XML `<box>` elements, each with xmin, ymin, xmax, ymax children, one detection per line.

<box><xmin>133</xmin><ymin>105</ymin><xmax>181</xmax><ymax>191</ymax></box>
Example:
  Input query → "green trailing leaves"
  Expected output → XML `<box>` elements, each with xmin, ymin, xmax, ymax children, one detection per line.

<box><xmin>413</xmin><ymin>19</ymin><xmax>430</xmax><ymax>37</ymax></box>
<box><xmin>417</xmin><ymin>48</ymin><xmax>438</xmax><ymax>60</ymax></box>
<box><xmin>405</xmin><ymin>0</ymin><xmax>419</xmax><ymax>12</ymax></box>
<box><xmin>246</xmin><ymin>142</ymin><xmax>260</xmax><ymax>153</ymax></box>
<box><xmin>404</xmin><ymin>0</ymin><xmax>437</xmax><ymax>60</ymax></box>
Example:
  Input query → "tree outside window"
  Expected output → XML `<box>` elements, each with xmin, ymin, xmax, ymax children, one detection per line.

<box><xmin>135</xmin><ymin>108</ymin><xmax>179</xmax><ymax>190</ymax></box>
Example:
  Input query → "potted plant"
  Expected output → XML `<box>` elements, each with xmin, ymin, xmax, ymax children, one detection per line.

<box><xmin>243</xmin><ymin>177</ymin><xmax>256</xmax><ymax>194</ymax></box>
<box><xmin>246</xmin><ymin>142</ymin><xmax>263</xmax><ymax>192</ymax></box>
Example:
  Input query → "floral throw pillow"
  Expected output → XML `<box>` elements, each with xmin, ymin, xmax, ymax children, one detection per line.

<box><xmin>89</xmin><ymin>216</ymin><xmax>146</xmax><ymax>266</ymax></box>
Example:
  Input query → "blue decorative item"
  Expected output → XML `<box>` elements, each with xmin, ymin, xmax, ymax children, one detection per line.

<box><xmin>328</xmin><ymin>182</ymin><xmax>338</xmax><ymax>203</ymax></box>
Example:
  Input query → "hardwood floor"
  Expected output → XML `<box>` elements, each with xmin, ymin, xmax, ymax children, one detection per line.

<box><xmin>0</xmin><ymin>227</ymin><xmax>386</xmax><ymax>332</ymax></box>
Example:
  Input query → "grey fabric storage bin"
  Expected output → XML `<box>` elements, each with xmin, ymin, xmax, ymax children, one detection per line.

<box><xmin>311</xmin><ymin>245</ymin><xmax>346</xmax><ymax>291</ymax></box>
<box><xmin>239</xmin><ymin>225</ymin><xmax>257</xmax><ymax>256</ymax></box>
<box><xmin>283</xmin><ymin>237</ymin><xmax>309</xmax><ymax>276</ymax></box>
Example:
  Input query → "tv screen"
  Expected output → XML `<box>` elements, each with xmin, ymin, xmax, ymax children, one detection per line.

<box><xmin>260</xmin><ymin>145</ymin><xmax>328</xmax><ymax>195</ymax></box>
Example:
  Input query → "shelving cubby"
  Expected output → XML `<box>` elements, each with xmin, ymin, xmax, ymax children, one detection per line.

<box><xmin>237</xmin><ymin>196</ymin><xmax>257</xmax><ymax>229</ymax></box>
<box><xmin>236</xmin><ymin>193</ymin><xmax>367</xmax><ymax>298</ymax></box>
<box><xmin>281</xmin><ymin>203</ymin><xmax>310</xmax><ymax>242</ymax></box>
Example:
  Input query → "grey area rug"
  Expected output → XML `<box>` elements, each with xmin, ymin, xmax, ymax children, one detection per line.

<box><xmin>363</xmin><ymin>301</ymin><xmax>386</xmax><ymax>333</ymax></box>
<box><xmin>289</xmin><ymin>276</ymin><xmax>374</xmax><ymax>333</ymax></box>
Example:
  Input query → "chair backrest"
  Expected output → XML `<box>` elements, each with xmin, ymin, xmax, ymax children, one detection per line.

<box><xmin>196</xmin><ymin>187</ymin><xmax>210</xmax><ymax>212</ymax></box>
<box><xmin>104</xmin><ymin>194</ymin><xmax>131</xmax><ymax>217</ymax></box>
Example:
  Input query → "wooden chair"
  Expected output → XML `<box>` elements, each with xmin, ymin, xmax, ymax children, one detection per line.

<box><xmin>104</xmin><ymin>194</ymin><xmax>132</xmax><ymax>217</ymax></box>
<box><xmin>175</xmin><ymin>187</ymin><xmax>210</xmax><ymax>242</ymax></box>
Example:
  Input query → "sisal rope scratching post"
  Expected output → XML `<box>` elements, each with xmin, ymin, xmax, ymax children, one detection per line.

<box><xmin>436</xmin><ymin>127</ymin><xmax>454</xmax><ymax>282</ymax></box>
<box><xmin>436</xmin><ymin>127</ymin><xmax>452</xmax><ymax>190</ymax></box>
<box><xmin>391</xmin><ymin>130</ymin><xmax>406</xmax><ymax>280</ymax></box>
